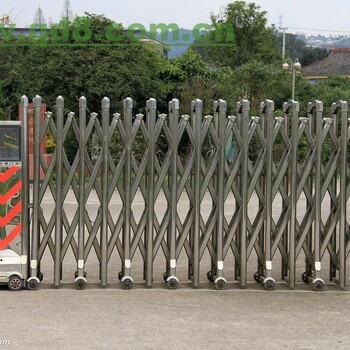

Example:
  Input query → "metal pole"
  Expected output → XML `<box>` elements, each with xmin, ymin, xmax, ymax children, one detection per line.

<box><xmin>332</xmin><ymin>101</ymin><xmax>348</xmax><ymax>288</ymax></box>
<box><xmin>146</xmin><ymin>98</ymin><xmax>156</xmax><ymax>287</ymax></box>
<box><xmin>238</xmin><ymin>99</ymin><xmax>250</xmax><ymax>288</ymax></box>
<box><xmin>312</xmin><ymin>100</ymin><xmax>324</xmax><ymax>290</ymax></box>
<box><xmin>77</xmin><ymin>97</ymin><xmax>87</xmax><ymax>285</ymax></box>
<box><xmin>339</xmin><ymin>101</ymin><xmax>348</xmax><ymax>289</ymax></box>
<box><xmin>20</xmin><ymin>96</ymin><xmax>29</xmax><ymax>281</ymax></box>
<box><xmin>31</xmin><ymin>95</ymin><xmax>42</xmax><ymax>280</ymax></box>
<box><xmin>121</xmin><ymin>97</ymin><xmax>133</xmax><ymax>289</ymax></box>
<box><xmin>166</xmin><ymin>99</ymin><xmax>179</xmax><ymax>288</ymax></box>
<box><xmin>282</xmin><ymin>28</ymin><xmax>286</xmax><ymax>60</ymax></box>
<box><xmin>284</xmin><ymin>100</ymin><xmax>300</xmax><ymax>288</ymax></box>
<box><xmin>101</xmin><ymin>97</ymin><xmax>110</xmax><ymax>287</ymax></box>
<box><xmin>282</xmin><ymin>107</ymin><xmax>290</xmax><ymax>280</ymax></box>
<box><xmin>54</xmin><ymin>96</ymin><xmax>64</xmax><ymax>287</ymax></box>
<box><xmin>262</xmin><ymin>99</ymin><xmax>275</xmax><ymax>287</ymax></box>
<box><xmin>215</xmin><ymin>99</ymin><xmax>227</xmax><ymax>288</ymax></box>
<box><xmin>192</xmin><ymin>99</ymin><xmax>202</xmax><ymax>288</ymax></box>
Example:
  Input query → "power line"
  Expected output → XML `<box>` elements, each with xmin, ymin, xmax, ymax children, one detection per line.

<box><xmin>288</xmin><ymin>26</ymin><xmax>350</xmax><ymax>34</ymax></box>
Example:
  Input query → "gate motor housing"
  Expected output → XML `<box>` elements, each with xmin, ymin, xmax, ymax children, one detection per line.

<box><xmin>0</xmin><ymin>121</ymin><xmax>27</xmax><ymax>291</ymax></box>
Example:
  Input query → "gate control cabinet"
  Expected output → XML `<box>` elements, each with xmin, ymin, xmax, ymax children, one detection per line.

<box><xmin>0</xmin><ymin>121</ymin><xmax>26</xmax><ymax>291</ymax></box>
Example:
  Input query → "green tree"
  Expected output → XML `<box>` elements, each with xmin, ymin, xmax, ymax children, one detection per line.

<box><xmin>232</xmin><ymin>60</ymin><xmax>276</xmax><ymax>110</ymax></box>
<box><xmin>300</xmin><ymin>47</ymin><xmax>328</xmax><ymax>66</ymax></box>
<box><xmin>0</xmin><ymin>14</ymin><xmax>170</xmax><ymax>161</ymax></box>
<box><xmin>194</xmin><ymin>1</ymin><xmax>279</xmax><ymax>68</ymax></box>
<box><xmin>0</xmin><ymin>13</ymin><xmax>168</xmax><ymax>114</ymax></box>
<box><xmin>0</xmin><ymin>54</ymin><xmax>21</xmax><ymax>120</ymax></box>
<box><xmin>61</xmin><ymin>0</ymin><xmax>74</xmax><ymax>22</ymax></box>
<box><xmin>33</xmin><ymin>6</ymin><xmax>46</xmax><ymax>25</ymax></box>
<box><xmin>309</xmin><ymin>76</ymin><xmax>350</xmax><ymax>107</ymax></box>
<box><xmin>160</xmin><ymin>49</ymin><xmax>214</xmax><ymax>103</ymax></box>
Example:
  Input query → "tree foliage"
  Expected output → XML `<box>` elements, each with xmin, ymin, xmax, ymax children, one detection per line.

<box><xmin>0</xmin><ymin>13</ymin><xmax>168</xmax><ymax>118</ymax></box>
<box><xmin>195</xmin><ymin>1</ymin><xmax>279</xmax><ymax>68</ymax></box>
<box><xmin>61</xmin><ymin>0</ymin><xmax>75</xmax><ymax>22</ymax></box>
<box><xmin>309</xmin><ymin>76</ymin><xmax>350</xmax><ymax>107</ymax></box>
<box><xmin>33</xmin><ymin>6</ymin><xmax>46</xmax><ymax>25</ymax></box>
<box><xmin>0</xmin><ymin>3</ymin><xmax>347</xmax><ymax>130</ymax></box>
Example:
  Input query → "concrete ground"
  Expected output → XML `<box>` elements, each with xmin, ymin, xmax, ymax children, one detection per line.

<box><xmin>1</xmin><ymin>285</ymin><xmax>350</xmax><ymax>349</ymax></box>
<box><xmin>2</xmin><ymin>189</ymin><xmax>350</xmax><ymax>349</ymax></box>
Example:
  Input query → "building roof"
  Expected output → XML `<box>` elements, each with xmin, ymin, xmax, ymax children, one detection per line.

<box><xmin>302</xmin><ymin>48</ymin><xmax>350</xmax><ymax>79</ymax></box>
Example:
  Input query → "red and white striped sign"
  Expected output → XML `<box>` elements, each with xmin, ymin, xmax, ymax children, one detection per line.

<box><xmin>0</xmin><ymin>166</ymin><xmax>21</xmax><ymax>250</ymax></box>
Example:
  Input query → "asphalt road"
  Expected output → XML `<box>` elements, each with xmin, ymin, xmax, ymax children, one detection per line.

<box><xmin>1</xmin><ymin>189</ymin><xmax>350</xmax><ymax>349</ymax></box>
<box><xmin>1</xmin><ymin>285</ymin><xmax>350</xmax><ymax>350</ymax></box>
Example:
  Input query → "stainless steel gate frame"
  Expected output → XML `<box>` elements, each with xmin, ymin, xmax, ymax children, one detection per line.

<box><xmin>19</xmin><ymin>95</ymin><xmax>350</xmax><ymax>291</ymax></box>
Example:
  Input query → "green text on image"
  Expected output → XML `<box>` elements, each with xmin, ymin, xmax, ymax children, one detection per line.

<box><xmin>0</xmin><ymin>17</ymin><xmax>235</xmax><ymax>46</ymax></box>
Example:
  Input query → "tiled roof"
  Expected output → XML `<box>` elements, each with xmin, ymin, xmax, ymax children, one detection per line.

<box><xmin>302</xmin><ymin>48</ymin><xmax>350</xmax><ymax>78</ymax></box>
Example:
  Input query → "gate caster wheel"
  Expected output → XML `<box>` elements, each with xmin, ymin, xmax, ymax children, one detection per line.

<box><xmin>313</xmin><ymin>279</ymin><xmax>324</xmax><ymax>292</ymax></box>
<box><xmin>301</xmin><ymin>271</ymin><xmax>309</xmax><ymax>284</ymax></box>
<box><xmin>118</xmin><ymin>271</ymin><xmax>123</xmax><ymax>281</ymax></box>
<box><xmin>263</xmin><ymin>278</ymin><xmax>275</xmax><ymax>291</ymax></box>
<box><xmin>8</xmin><ymin>275</ymin><xmax>24</xmax><ymax>291</ymax></box>
<box><xmin>254</xmin><ymin>271</ymin><xmax>261</xmax><ymax>283</ymax></box>
<box><xmin>207</xmin><ymin>270</ymin><xmax>214</xmax><ymax>283</ymax></box>
<box><xmin>214</xmin><ymin>278</ymin><xmax>227</xmax><ymax>290</ymax></box>
<box><xmin>163</xmin><ymin>273</ymin><xmax>168</xmax><ymax>282</ymax></box>
<box><xmin>39</xmin><ymin>272</ymin><xmax>44</xmax><ymax>282</ymax></box>
<box><xmin>121</xmin><ymin>277</ymin><xmax>133</xmax><ymax>290</ymax></box>
<box><xmin>75</xmin><ymin>271</ymin><xmax>87</xmax><ymax>279</ymax></box>
<box><xmin>26</xmin><ymin>277</ymin><xmax>40</xmax><ymax>291</ymax></box>
<box><xmin>166</xmin><ymin>276</ymin><xmax>179</xmax><ymax>290</ymax></box>
<box><xmin>75</xmin><ymin>277</ymin><xmax>87</xmax><ymax>290</ymax></box>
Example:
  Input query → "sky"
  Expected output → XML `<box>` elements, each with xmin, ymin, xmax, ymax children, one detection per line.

<box><xmin>2</xmin><ymin>0</ymin><xmax>350</xmax><ymax>36</ymax></box>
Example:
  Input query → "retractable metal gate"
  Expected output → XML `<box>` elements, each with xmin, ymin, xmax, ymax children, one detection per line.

<box><xmin>19</xmin><ymin>95</ymin><xmax>350</xmax><ymax>291</ymax></box>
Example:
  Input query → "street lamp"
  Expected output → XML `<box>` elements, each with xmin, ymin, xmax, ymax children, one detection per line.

<box><xmin>282</xmin><ymin>58</ymin><xmax>302</xmax><ymax>100</ymax></box>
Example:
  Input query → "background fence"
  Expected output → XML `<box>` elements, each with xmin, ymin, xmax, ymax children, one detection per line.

<box><xmin>20</xmin><ymin>95</ymin><xmax>350</xmax><ymax>291</ymax></box>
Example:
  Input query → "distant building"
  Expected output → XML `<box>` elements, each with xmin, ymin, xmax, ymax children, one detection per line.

<box><xmin>302</xmin><ymin>48</ymin><xmax>350</xmax><ymax>83</ymax></box>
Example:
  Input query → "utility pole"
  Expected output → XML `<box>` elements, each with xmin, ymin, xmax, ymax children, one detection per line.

<box><xmin>281</xmin><ymin>27</ymin><xmax>287</xmax><ymax>59</ymax></box>
<box><xmin>279</xmin><ymin>15</ymin><xmax>288</xmax><ymax>60</ymax></box>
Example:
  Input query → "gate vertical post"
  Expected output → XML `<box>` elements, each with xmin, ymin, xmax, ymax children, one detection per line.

<box><xmin>305</xmin><ymin>103</ymin><xmax>315</xmax><ymax>280</ymax></box>
<box><xmin>77</xmin><ymin>97</ymin><xmax>87</xmax><ymax>284</ymax></box>
<box><xmin>122</xmin><ymin>97</ymin><xmax>133</xmax><ymax>286</ymax></box>
<box><xmin>329</xmin><ymin>107</ymin><xmax>338</xmax><ymax>281</ymax></box>
<box><xmin>332</xmin><ymin>101</ymin><xmax>348</xmax><ymax>288</ymax></box>
<box><xmin>238</xmin><ymin>99</ymin><xmax>250</xmax><ymax>288</ymax></box>
<box><xmin>284</xmin><ymin>100</ymin><xmax>299</xmax><ymax>288</ymax></box>
<box><xmin>167</xmin><ymin>99</ymin><xmax>179</xmax><ymax>284</ymax></box>
<box><xmin>262</xmin><ymin>100</ymin><xmax>275</xmax><ymax>285</ymax></box>
<box><xmin>313</xmin><ymin>101</ymin><xmax>324</xmax><ymax>287</ymax></box>
<box><xmin>281</xmin><ymin>109</ymin><xmax>290</xmax><ymax>280</ymax></box>
<box><xmin>234</xmin><ymin>105</ymin><xmax>241</xmax><ymax>281</ymax></box>
<box><xmin>191</xmin><ymin>99</ymin><xmax>202</xmax><ymax>287</ymax></box>
<box><xmin>339</xmin><ymin>101</ymin><xmax>348</xmax><ymax>288</ymax></box>
<box><xmin>211</xmin><ymin>102</ymin><xmax>219</xmax><ymax>281</ymax></box>
<box><xmin>101</xmin><ymin>97</ymin><xmax>110</xmax><ymax>287</ymax></box>
<box><xmin>55</xmin><ymin>96</ymin><xmax>64</xmax><ymax>287</ymax></box>
<box><xmin>146</xmin><ymin>98</ymin><xmax>156</xmax><ymax>286</ymax></box>
<box><xmin>31</xmin><ymin>95</ymin><xmax>42</xmax><ymax>280</ymax></box>
<box><xmin>215</xmin><ymin>100</ymin><xmax>227</xmax><ymax>285</ymax></box>
<box><xmin>20</xmin><ymin>96</ymin><xmax>30</xmax><ymax>281</ymax></box>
